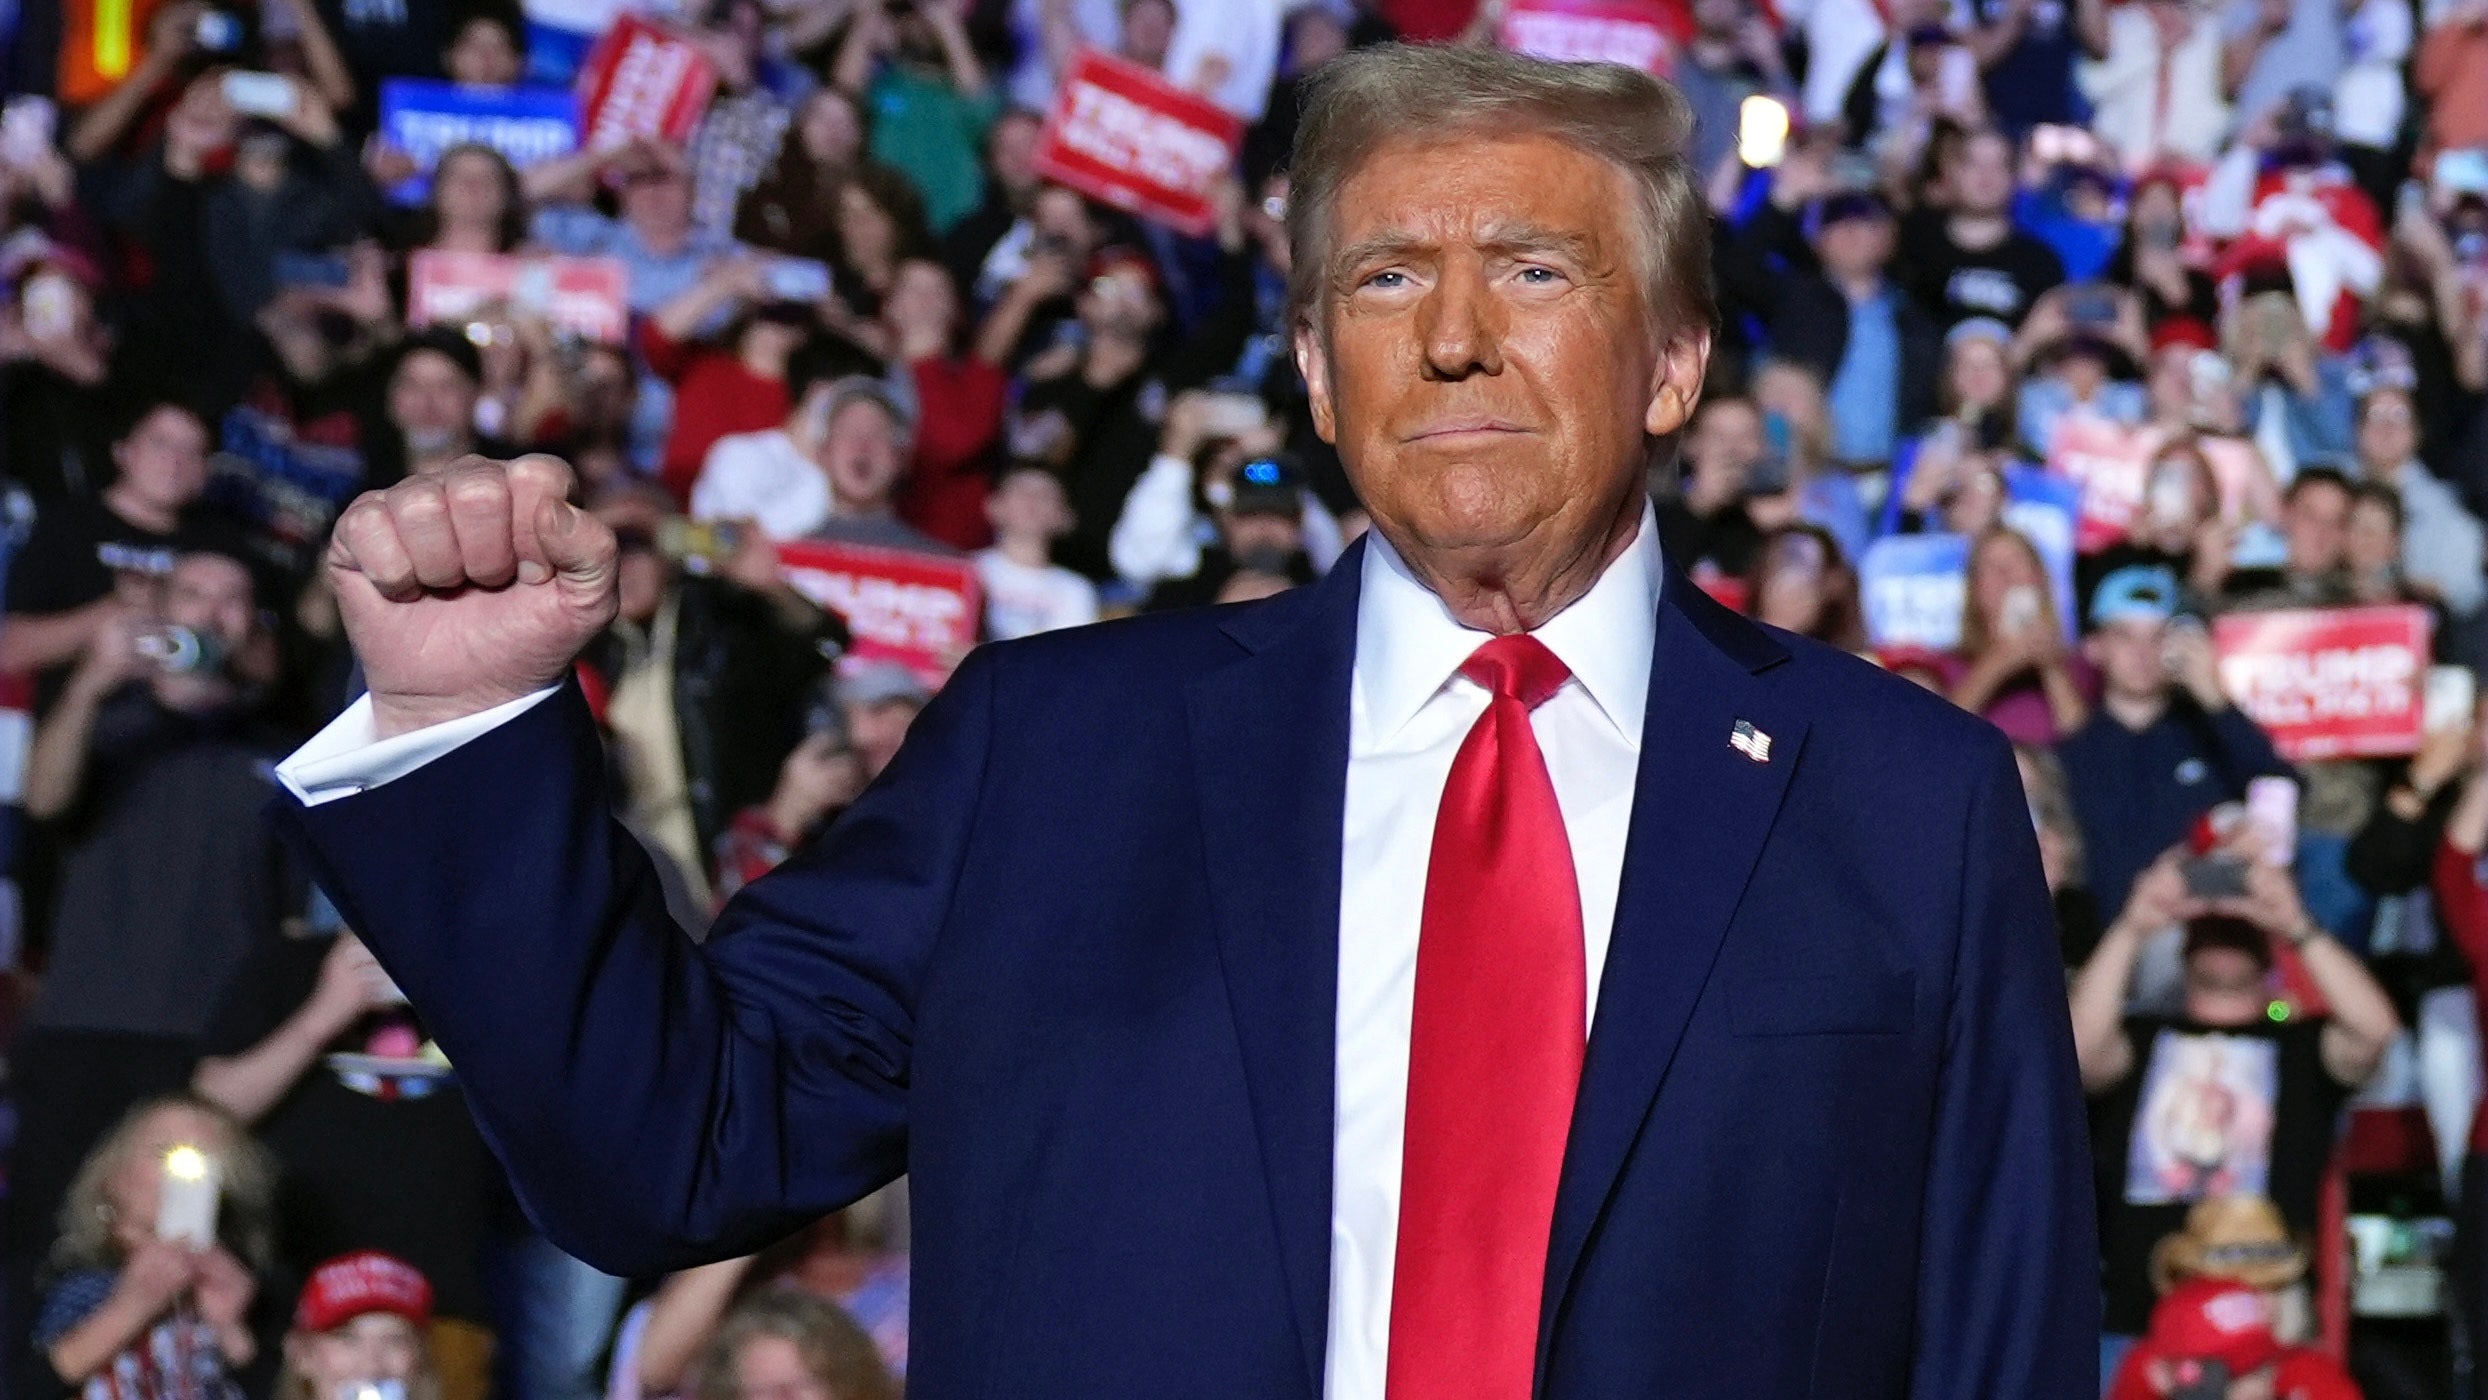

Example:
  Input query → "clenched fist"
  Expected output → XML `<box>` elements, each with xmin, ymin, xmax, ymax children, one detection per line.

<box><xmin>327</xmin><ymin>455</ymin><xmax>618</xmax><ymax>739</ymax></box>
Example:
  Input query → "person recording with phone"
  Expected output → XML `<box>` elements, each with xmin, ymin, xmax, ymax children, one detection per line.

<box><xmin>2056</xmin><ymin>565</ymin><xmax>2293</xmax><ymax>916</ymax></box>
<box><xmin>34</xmin><ymin>1095</ymin><xmax>281</xmax><ymax>1400</ymax></box>
<box><xmin>2069</xmin><ymin>817</ymin><xmax>2398</xmax><ymax>1354</ymax></box>
<box><xmin>1944</xmin><ymin>526</ymin><xmax>2091</xmax><ymax>744</ymax></box>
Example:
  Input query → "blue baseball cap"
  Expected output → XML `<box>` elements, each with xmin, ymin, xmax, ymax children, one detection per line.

<box><xmin>2089</xmin><ymin>564</ymin><xmax>2180</xmax><ymax>628</ymax></box>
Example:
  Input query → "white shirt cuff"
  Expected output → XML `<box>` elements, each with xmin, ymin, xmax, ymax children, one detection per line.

<box><xmin>276</xmin><ymin>687</ymin><xmax>561</xmax><ymax>807</ymax></box>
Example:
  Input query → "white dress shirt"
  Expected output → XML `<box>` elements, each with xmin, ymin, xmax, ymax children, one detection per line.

<box><xmin>274</xmin><ymin>508</ymin><xmax>1664</xmax><ymax>1400</ymax></box>
<box><xmin>1325</xmin><ymin>512</ymin><xmax>1657</xmax><ymax>1400</ymax></box>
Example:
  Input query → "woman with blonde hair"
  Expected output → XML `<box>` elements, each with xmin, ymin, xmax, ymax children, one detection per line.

<box><xmin>1945</xmin><ymin>526</ymin><xmax>2091</xmax><ymax>745</ymax></box>
<box><xmin>691</xmin><ymin>1291</ymin><xmax>897</xmax><ymax>1400</ymax></box>
<box><xmin>36</xmin><ymin>1095</ymin><xmax>278</xmax><ymax>1400</ymax></box>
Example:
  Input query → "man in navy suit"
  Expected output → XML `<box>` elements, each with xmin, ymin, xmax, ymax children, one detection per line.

<box><xmin>273</xmin><ymin>44</ymin><xmax>2097</xmax><ymax>1400</ymax></box>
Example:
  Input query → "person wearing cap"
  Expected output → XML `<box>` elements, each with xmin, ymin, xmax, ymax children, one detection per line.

<box><xmin>2104</xmin><ymin>1279</ymin><xmax>2360</xmax><ymax>1400</ymax></box>
<box><xmin>282</xmin><ymin>46</ymin><xmax>2098</xmax><ymax>1399</ymax></box>
<box><xmin>1140</xmin><ymin>451</ymin><xmax>1320</xmax><ymax>613</ymax></box>
<box><xmin>2010</xmin><ymin>283</ymin><xmax>2150</xmax><ymax>460</ymax></box>
<box><xmin>2070</xmin><ymin>832</ymin><xmax>2397</xmax><ymax>1350</ymax></box>
<box><xmin>800</xmin><ymin>377</ymin><xmax>955</xmax><ymax>558</ymax></box>
<box><xmin>692</xmin><ymin>343</ymin><xmax>882</xmax><ymax>543</ymax></box>
<box><xmin>1765</xmin><ymin>189</ymin><xmax>1943</xmax><ymax>477</ymax></box>
<box><xmin>1109</xmin><ymin>389</ymin><xmax>1345</xmax><ymax>593</ymax></box>
<box><xmin>2056</xmin><ymin>564</ymin><xmax>2293</xmax><ymax>913</ymax></box>
<box><xmin>2149</xmin><ymin>1195</ymin><xmax>2309</xmax><ymax>1305</ymax></box>
<box><xmin>283</xmin><ymin>1252</ymin><xmax>440</xmax><ymax>1400</ymax></box>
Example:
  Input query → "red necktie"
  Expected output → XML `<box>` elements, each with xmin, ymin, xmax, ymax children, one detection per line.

<box><xmin>1386</xmin><ymin>634</ymin><xmax>1587</xmax><ymax>1400</ymax></box>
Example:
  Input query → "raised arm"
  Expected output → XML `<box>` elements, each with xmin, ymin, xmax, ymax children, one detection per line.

<box><xmin>270</xmin><ymin>456</ymin><xmax>983</xmax><ymax>1273</ymax></box>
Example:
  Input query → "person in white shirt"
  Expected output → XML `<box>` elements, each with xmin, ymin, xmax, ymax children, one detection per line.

<box><xmin>687</xmin><ymin>346</ymin><xmax>859</xmax><ymax>542</ymax></box>
<box><xmin>975</xmin><ymin>465</ymin><xmax>1099</xmax><ymax>640</ymax></box>
<box><xmin>267</xmin><ymin>44</ymin><xmax>2093</xmax><ymax>1400</ymax></box>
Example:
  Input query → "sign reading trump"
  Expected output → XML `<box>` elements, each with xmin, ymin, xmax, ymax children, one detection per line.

<box><xmin>1033</xmin><ymin>50</ymin><xmax>1244</xmax><ymax>237</ymax></box>
<box><xmin>576</xmin><ymin>15</ymin><xmax>717</xmax><ymax>150</ymax></box>
<box><xmin>776</xmin><ymin>541</ymin><xmax>981</xmax><ymax>690</ymax></box>
<box><xmin>2213</xmin><ymin>605</ymin><xmax>2432</xmax><ymax>760</ymax></box>
<box><xmin>378</xmin><ymin>79</ymin><xmax>580</xmax><ymax>203</ymax></box>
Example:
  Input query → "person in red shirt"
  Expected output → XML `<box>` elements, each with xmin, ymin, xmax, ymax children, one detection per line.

<box><xmin>2431</xmin><ymin>702</ymin><xmax>2488</xmax><ymax>1396</ymax></box>
<box><xmin>2106</xmin><ymin>1279</ymin><xmax>2361</xmax><ymax>1399</ymax></box>
<box><xmin>884</xmin><ymin>257</ymin><xmax>1006</xmax><ymax>551</ymax></box>
<box><xmin>640</xmin><ymin>258</ymin><xmax>825</xmax><ymax>503</ymax></box>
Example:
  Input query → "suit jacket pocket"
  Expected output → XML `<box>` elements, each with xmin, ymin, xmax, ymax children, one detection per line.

<box><xmin>1727</xmin><ymin>969</ymin><xmax>1915</xmax><ymax>1037</ymax></box>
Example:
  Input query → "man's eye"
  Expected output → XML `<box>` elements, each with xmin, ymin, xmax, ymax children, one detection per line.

<box><xmin>1362</xmin><ymin>270</ymin><xmax>1408</xmax><ymax>290</ymax></box>
<box><xmin>1517</xmin><ymin>266</ymin><xmax>1562</xmax><ymax>285</ymax></box>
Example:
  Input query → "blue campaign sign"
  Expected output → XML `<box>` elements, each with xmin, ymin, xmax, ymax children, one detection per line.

<box><xmin>2001</xmin><ymin>465</ymin><xmax>2081</xmax><ymax>639</ymax></box>
<box><xmin>1860</xmin><ymin>532</ymin><xmax>1971</xmax><ymax>651</ymax></box>
<box><xmin>379</xmin><ymin>79</ymin><xmax>580</xmax><ymax>204</ymax></box>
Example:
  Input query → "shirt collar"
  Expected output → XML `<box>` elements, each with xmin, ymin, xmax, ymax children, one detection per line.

<box><xmin>1353</xmin><ymin>500</ymin><xmax>1664</xmax><ymax>749</ymax></box>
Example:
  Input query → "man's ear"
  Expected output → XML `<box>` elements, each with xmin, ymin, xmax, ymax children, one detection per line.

<box><xmin>1295</xmin><ymin>320</ymin><xmax>1338</xmax><ymax>445</ymax></box>
<box><xmin>1645</xmin><ymin>327</ymin><xmax>1713</xmax><ymax>438</ymax></box>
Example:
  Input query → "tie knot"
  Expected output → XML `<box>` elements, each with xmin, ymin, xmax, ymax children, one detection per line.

<box><xmin>1459</xmin><ymin>634</ymin><xmax>1571</xmax><ymax>710</ymax></box>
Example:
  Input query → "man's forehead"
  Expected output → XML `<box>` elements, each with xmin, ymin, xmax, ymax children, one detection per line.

<box><xmin>1328</xmin><ymin>132</ymin><xmax>1632</xmax><ymax>255</ymax></box>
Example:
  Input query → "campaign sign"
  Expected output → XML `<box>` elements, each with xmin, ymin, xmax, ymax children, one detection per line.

<box><xmin>2213</xmin><ymin>605</ymin><xmax>2432</xmax><ymax>760</ymax></box>
<box><xmin>2048</xmin><ymin>414</ymin><xmax>2157</xmax><ymax>553</ymax></box>
<box><xmin>406</xmin><ymin>251</ymin><xmax>631</xmax><ymax>344</ymax></box>
<box><xmin>2002</xmin><ymin>465</ymin><xmax>2082</xmax><ymax>638</ymax></box>
<box><xmin>1034</xmin><ymin>49</ymin><xmax>1244</xmax><ymax>237</ymax></box>
<box><xmin>576</xmin><ymin>15</ymin><xmax>717</xmax><ymax>151</ymax></box>
<box><xmin>776</xmin><ymin>541</ymin><xmax>981</xmax><ymax>690</ymax></box>
<box><xmin>378</xmin><ymin>79</ymin><xmax>580</xmax><ymax>204</ymax></box>
<box><xmin>1861</xmin><ymin>532</ymin><xmax>1970</xmax><ymax>651</ymax></box>
<box><xmin>1498</xmin><ymin>0</ymin><xmax>1685</xmax><ymax>73</ymax></box>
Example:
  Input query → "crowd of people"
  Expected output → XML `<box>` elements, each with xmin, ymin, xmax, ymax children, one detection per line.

<box><xmin>0</xmin><ymin>0</ymin><xmax>2482</xmax><ymax>1393</ymax></box>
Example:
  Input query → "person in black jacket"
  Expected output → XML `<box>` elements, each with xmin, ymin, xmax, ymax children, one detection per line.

<box><xmin>586</xmin><ymin>504</ymin><xmax>849</xmax><ymax>911</ymax></box>
<box><xmin>1762</xmin><ymin>191</ymin><xmax>1944</xmax><ymax>471</ymax></box>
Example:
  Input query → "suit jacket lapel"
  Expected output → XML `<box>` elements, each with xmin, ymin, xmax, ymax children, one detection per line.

<box><xmin>1539</xmin><ymin>571</ymin><xmax>1809</xmax><ymax>1370</ymax></box>
<box><xmin>1186</xmin><ymin>542</ymin><xmax>1365</xmax><ymax>1400</ymax></box>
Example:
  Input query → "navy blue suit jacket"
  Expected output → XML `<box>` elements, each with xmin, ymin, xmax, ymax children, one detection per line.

<box><xmin>276</xmin><ymin>542</ymin><xmax>2099</xmax><ymax>1399</ymax></box>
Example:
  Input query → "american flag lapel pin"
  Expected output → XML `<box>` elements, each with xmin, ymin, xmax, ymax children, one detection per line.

<box><xmin>1729</xmin><ymin>719</ymin><xmax>1772</xmax><ymax>764</ymax></box>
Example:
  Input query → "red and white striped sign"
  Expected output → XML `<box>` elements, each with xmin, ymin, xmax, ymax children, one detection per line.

<box><xmin>576</xmin><ymin>16</ymin><xmax>717</xmax><ymax>151</ymax></box>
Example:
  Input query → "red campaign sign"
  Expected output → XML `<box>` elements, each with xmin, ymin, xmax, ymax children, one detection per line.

<box><xmin>775</xmin><ymin>540</ymin><xmax>982</xmax><ymax>690</ymax></box>
<box><xmin>2213</xmin><ymin>605</ymin><xmax>2433</xmax><ymax>761</ymax></box>
<box><xmin>1033</xmin><ymin>49</ymin><xmax>1244</xmax><ymax>237</ymax></box>
<box><xmin>407</xmin><ymin>252</ymin><xmax>631</xmax><ymax>344</ymax></box>
<box><xmin>1498</xmin><ymin>0</ymin><xmax>1686</xmax><ymax>74</ymax></box>
<box><xmin>2047</xmin><ymin>413</ymin><xmax>2157</xmax><ymax>554</ymax></box>
<box><xmin>576</xmin><ymin>15</ymin><xmax>717</xmax><ymax>151</ymax></box>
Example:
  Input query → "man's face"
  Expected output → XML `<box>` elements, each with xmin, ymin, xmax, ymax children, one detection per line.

<box><xmin>1949</xmin><ymin>133</ymin><xmax>2015</xmax><ymax>217</ymax></box>
<box><xmin>620</xmin><ymin>165</ymin><xmax>694</xmax><ymax>239</ymax></box>
<box><xmin>2358</xmin><ymin>392</ymin><xmax>2417</xmax><ymax>471</ymax></box>
<box><xmin>2183</xmin><ymin>946</ymin><xmax>2270</xmax><ymax>1027</ymax></box>
<box><xmin>1815</xmin><ymin>214</ymin><xmax>1894</xmax><ymax>281</ymax></box>
<box><xmin>2282</xmin><ymin>480</ymin><xmax>2349</xmax><ymax>575</ymax></box>
<box><xmin>2085</xmin><ymin>616</ymin><xmax>2172</xmax><ymax>701</ymax></box>
<box><xmin>821</xmin><ymin>399</ymin><xmax>906</xmax><ymax>510</ymax></box>
<box><xmin>988</xmin><ymin>112</ymin><xmax>1044</xmax><ymax>196</ymax></box>
<box><xmin>389</xmin><ymin>351</ymin><xmax>478</xmax><ymax>458</ymax></box>
<box><xmin>113</xmin><ymin>406</ymin><xmax>210</xmax><ymax>513</ymax></box>
<box><xmin>1222</xmin><ymin>510</ymin><xmax>1303</xmax><ymax>565</ymax></box>
<box><xmin>162</xmin><ymin>553</ymin><xmax>254</xmax><ymax>653</ymax></box>
<box><xmin>1296</xmin><ymin>132</ymin><xmax>1704</xmax><ymax>589</ymax></box>
<box><xmin>986</xmin><ymin>470</ymin><xmax>1070</xmax><ymax>540</ymax></box>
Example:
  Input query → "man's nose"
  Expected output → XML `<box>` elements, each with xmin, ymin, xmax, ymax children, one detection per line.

<box><xmin>1417</xmin><ymin>258</ymin><xmax>1505</xmax><ymax>381</ymax></box>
